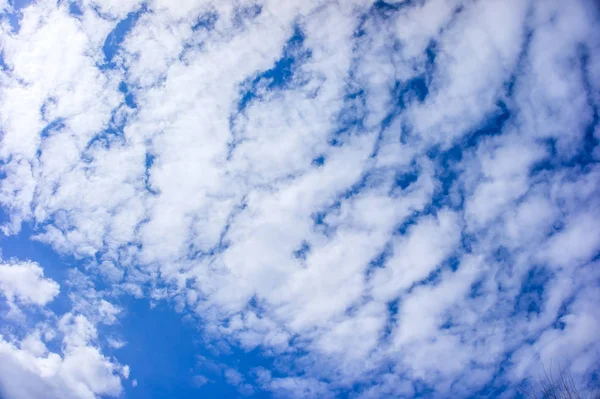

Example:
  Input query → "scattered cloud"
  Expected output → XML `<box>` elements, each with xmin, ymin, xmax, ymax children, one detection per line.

<box><xmin>0</xmin><ymin>257</ymin><xmax>127</xmax><ymax>399</ymax></box>
<box><xmin>0</xmin><ymin>259</ymin><xmax>59</xmax><ymax>307</ymax></box>
<box><xmin>0</xmin><ymin>0</ymin><xmax>599</xmax><ymax>397</ymax></box>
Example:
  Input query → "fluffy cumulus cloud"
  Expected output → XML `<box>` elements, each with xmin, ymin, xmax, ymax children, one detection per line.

<box><xmin>0</xmin><ymin>259</ymin><xmax>59</xmax><ymax>306</ymax></box>
<box><xmin>0</xmin><ymin>258</ymin><xmax>128</xmax><ymax>399</ymax></box>
<box><xmin>0</xmin><ymin>0</ymin><xmax>599</xmax><ymax>397</ymax></box>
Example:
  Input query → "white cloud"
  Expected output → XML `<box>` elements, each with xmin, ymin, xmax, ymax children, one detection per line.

<box><xmin>0</xmin><ymin>257</ymin><xmax>126</xmax><ymax>399</ymax></box>
<box><xmin>408</xmin><ymin>0</ymin><xmax>529</xmax><ymax>145</ymax></box>
<box><xmin>1</xmin><ymin>0</ymin><xmax>599</xmax><ymax>398</ymax></box>
<box><xmin>106</xmin><ymin>337</ymin><xmax>126</xmax><ymax>349</ymax></box>
<box><xmin>464</xmin><ymin>133</ymin><xmax>547</xmax><ymax>228</ymax></box>
<box><xmin>257</xmin><ymin>371</ymin><xmax>334</xmax><ymax>399</ymax></box>
<box><xmin>192</xmin><ymin>374</ymin><xmax>209</xmax><ymax>387</ymax></box>
<box><xmin>0</xmin><ymin>259</ymin><xmax>59</xmax><ymax>306</ymax></box>
<box><xmin>224</xmin><ymin>367</ymin><xmax>244</xmax><ymax>386</ymax></box>
<box><xmin>370</xmin><ymin>208</ymin><xmax>461</xmax><ymax>302</ymax></box>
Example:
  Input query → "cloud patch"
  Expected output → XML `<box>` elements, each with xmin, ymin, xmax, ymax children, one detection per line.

<box><xmin>1</xmin><ymin>0</ymin><xmax>599</xmax><ymax>398</ymax></box>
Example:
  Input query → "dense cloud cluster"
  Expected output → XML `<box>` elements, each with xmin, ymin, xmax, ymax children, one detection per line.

<box><xmin>1</xmin><ymin>0</ymin><xmax>599</xmax><ymax>398</ymax></box>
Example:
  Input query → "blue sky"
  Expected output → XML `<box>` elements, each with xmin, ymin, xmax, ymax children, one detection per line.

<box><xmin>0</xmin><ymin>0</ymin><xmax>599</xmax><ymax>398</ymax></box>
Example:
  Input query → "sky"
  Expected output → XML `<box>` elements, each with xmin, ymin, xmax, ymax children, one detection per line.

<box><xmin>0</xmin><ymin>0</ymin><xmax>599</xmax><ymax>398</ymax></box>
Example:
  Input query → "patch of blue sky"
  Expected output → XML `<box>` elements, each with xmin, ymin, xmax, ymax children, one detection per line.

<box><xmin>0</xmin><ymin>51</ymin><xmax>7</xmax><ymax>71</ymax></box>
<box><xmin>1</xmin><ymin>0</ymin><xmax>34</xmax><ymax>33</ymax></box>
<box><xmin>468</xmin><ymin>277</ymin><xmax>486</xmax><ymax>299</ymax></box>
<box><xmin>392</xmin><ymin>163</ymin><xmax>420</xmax><ymax>192</ymax></box>
<box><xmin>371</xmin><ymin>0</ymin><xmax>410</xmax><ymax>17</ymax></box>
<box><xmin>293</xmin><ymin>241</ymin><xmax>311</xmax><ymax>261</ymax></box>
<box><xmin>462</xmin><ymin>100</ymin><xmax>511</xmax><ymax>148</ymax></box>
<box><xmin>551</xmin><ymin>296</ymin><xmax>575</xmax><ymax>331</ymax></box>
<box><xmin>379</xmin><ymin>297</ymin><xmax>400</xmax><ymax>343</ymax></box>
<box><xmin>38</xmin><ymin>118</ymin><xmax>65</xmax><ymax>140</ymax></box>
<box><xmin>36</xmin><ymin>119</ymin><xmax>66</xmax><ymax>156</ymax></box>
<box><xmin>175</xmin><ymin>11</ymin><xmax>219</xmax><ymax>61</ymax></box>
<box><xmin>405</xmin><ymin>254</ymin><xmax>461</xmax><ymax>295</ymax></box>
<box><xmin>85</xmin><ymin>112</ymin><xmax>127</xmax><ymax>151</ymax></box>
<box><xmin>227</xmin><ymin>25</ymin><xmax>311</xmax><ymax>157</ymax></box>
<box><xmin>310</xmin><ymin>209</ymin><xmax>338</xmax><ymax>239</ymax></box>
<box><xmin>504</xmin><ymin>29</ymin><xmax>533</xmax><ymax>98</ymax></box>
<box><xmin>235</xmin><ymin>26</ymin><xmax>311</xmax><ymax>114</ymax></box>
<box><xmin>119</xmin><ymin>81</ymin><xmax>138</xmax><ymax>109</ymax></box>
<box><xmin>395</xmin><ymin>76</ymin><xmax>429</xmax><ymax>107</ymax></box>
<box><xmin>460</xmin><ymin>231</ymin><xmax>476</xmax><ymax>253</ymax></box>
<box><xmin>143</xmin><ymin>152</ymin><xmax>159</xmax><ymax>195</ymax></box>
<box><xmin>101</xmin><ymin>6</ymin><xmax>147</xmax><ymax>68</ymax></box>
<box><xmin>466</xmin><ymin>368</ymin><xmax>513</xmax><ymax>399</ymax></box>
<box><xmin>411</xmin><ymin>380</ymin><xmax>436</xmax><ymax>398</ymax></box>
<box><xmin>365</xmin><ymin>242</ymin><xmax>393</xmax><ymax>277</ymax></box>
<box><xmin>192</xmin><ymin>10</ymin><xmax>218</xmax><ymax>31</ymax></box>
<box><xmin>354</xmin><ymin>0</ymin><xmax>431</xmax><ymax>44</ymax></box>
<box><xmin>310</xmin><ymin>154</ymin><xmax>326</xmax><ymax>167</ymax></box>
<box><xmin>393</xmin><ymin>210</ymin><xmax>422</xmax><ymax>237</ymax></box>
<box><xmin>67</xmin><ymin>1</ymin><xmax>83</xmax><ymax>17</ymax></box>
<box><xmin>328</xmin><ymin>88</ymin><xmax>368</xmax><ymax>147</ymax></box>
<box><xmin>342</xmin><ymin>170</ymin><xmax>383</xmax><ymax>200</ymax></box>
<box><xmin>513</xmin><ymin>266</ymin><xmax>552</xmax><ymax>316</ymax></box>
<box><xmin>564</xmin><ymin>47</ymin><xmax>598</xmax><ymax>166</ymax></box>
<box><xmin>112</xmin><ymin>298</ymin><xmax>274</xmax><ymax>399</ymax></box>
